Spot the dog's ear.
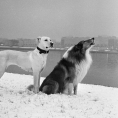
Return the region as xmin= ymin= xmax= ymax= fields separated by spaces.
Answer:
xmin=37 ymin=36 xmax=41 ymax=43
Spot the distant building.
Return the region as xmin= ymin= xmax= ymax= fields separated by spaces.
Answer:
xmin=0 ymin=38 xmax=19 ymax=47
xmin=61 ymin=36 xmax=118 ymax=50
xmin=0 ymin=38 xmax=37 ymax=47
xmin=95 ymin=36 xmax=108 ymax=48
xmin=1 ymin=36 xmax=118 ymax=50
xmin=0 ymin=38 xmax=7 ymax=46
xmin=108 ymin=37 xmax=118 ymax=50
xmin=19 ymin=39 xmax=37 ymax=47
xmin=17 ymin=38 xmax=24 ymax=47
xmin=61 ymin=36 xmax=90 ymax=48
xmin=52 ymin=40 xmax=61 ymax=48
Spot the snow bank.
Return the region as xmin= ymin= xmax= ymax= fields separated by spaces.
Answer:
xmin=0 ymin=73 xmax=118 ymax=118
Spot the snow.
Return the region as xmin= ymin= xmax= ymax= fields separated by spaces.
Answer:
xmin=0 ymin=73 xmax=118 ymax=118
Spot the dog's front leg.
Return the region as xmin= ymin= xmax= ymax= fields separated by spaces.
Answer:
xmin=33 ymin=71 xmax=40 ymax=93
xmin=38 ymin=72 xmax=41 ymax=89
xmin=68 ymin=83 xmax=73 ymax=95
xmin=74 ymin=85 xmax=78 ymax=95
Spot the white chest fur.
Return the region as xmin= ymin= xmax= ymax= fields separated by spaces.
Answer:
xmin=29 ymin=49 xmax=48 ymax=70
xmin=74 ymin=49 xmax=92 ymax=85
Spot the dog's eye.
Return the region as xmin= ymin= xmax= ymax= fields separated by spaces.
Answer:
xmin=45 ymin=39 xmax=48 ymax=41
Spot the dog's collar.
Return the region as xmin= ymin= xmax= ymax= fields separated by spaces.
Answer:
xmin=37 ymin=47 xmax=49 ymax=54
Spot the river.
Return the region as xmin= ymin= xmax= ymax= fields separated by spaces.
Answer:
xmin=1 ymin=47 xmax=118 ymax=87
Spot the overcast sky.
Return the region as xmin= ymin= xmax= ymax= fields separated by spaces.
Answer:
xmin=0 ymin=0 xmax=118 ymax=41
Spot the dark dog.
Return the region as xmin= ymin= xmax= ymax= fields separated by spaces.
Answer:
xmin=39 ymin=38 xmax=95 ymax=95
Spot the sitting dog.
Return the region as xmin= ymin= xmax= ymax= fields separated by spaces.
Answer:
xmin=0 ymin=36 xmax=53 ymax=93
xmin=39 ymin=38 xmax=94 ymax=95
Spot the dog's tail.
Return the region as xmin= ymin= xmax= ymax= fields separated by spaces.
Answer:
xmin=39 ymin=80 xmax=59 ymax=95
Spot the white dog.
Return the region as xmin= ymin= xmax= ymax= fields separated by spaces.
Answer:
xmin=0 ymin=36 xmax=53 ymax=93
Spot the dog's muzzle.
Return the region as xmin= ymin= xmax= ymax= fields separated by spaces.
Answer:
xmin=50 ymin=42 xmax=54 ymax=47
xmin=87 ymin=38 xmax=95 ymax=46
xmin=90 ymin=38 xmax=95 ymax=45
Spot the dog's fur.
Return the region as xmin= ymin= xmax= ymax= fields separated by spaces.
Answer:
xmin=39 ymin=38 xmax=94 ymax=95
xmin=0 ymin=36 xmax=53 ymax=93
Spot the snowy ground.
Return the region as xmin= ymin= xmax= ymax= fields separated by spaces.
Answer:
xmin=0 ymin=73 xmax=118 ymax=118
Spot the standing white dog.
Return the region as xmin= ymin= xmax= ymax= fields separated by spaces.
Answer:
xmin=0 ymin=36 xmax=53 ymax=93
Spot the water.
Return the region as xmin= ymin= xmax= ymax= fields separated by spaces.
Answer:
xmin=84 ymin=52 xmax=118 ymax=87
xmin=4 ymin=48 xmax=118 ymax=88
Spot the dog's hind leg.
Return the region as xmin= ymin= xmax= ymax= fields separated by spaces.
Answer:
xmin=74 ymin=85 xmax=78 ymax=95
xmin=0 ymin=70 xmax=5 ymax=79
xmin=41 ymin=80 xmax=59 ymax=94
xmin=0 ymin=62 xmax=6 ymax=79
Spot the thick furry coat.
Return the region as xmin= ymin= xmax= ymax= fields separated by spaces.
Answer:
xmin=39 ymin=38 xmax=94 ymax=95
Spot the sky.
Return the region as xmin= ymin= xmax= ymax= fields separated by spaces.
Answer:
xmin=0 ymin=0 xmax=118 ymax=41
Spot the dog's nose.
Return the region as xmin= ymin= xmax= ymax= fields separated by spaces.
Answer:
xmin=50 ymin=42 xmax=54 ymax=47
xmin=91 ymin=38 xmax=95 ymax=43
xmin=91 ymin=37 xmax=94 ymax=41
xmin=90 ymin=37 xmax=95 ymax=45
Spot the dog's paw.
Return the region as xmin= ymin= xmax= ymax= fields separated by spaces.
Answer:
xmin=27 ymin=84 xmax=34 ymax=92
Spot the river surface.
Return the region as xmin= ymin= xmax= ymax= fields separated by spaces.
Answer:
xmin=2 ymin=48 xmax=118 ymax=87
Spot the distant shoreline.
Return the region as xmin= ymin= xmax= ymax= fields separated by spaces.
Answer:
xmin=0 ymin=46 xmax=118 ymax=54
